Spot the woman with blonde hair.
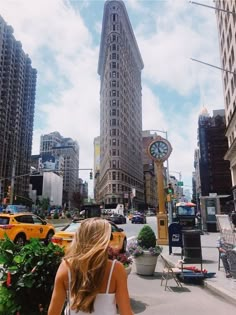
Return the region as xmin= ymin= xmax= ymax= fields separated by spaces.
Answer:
xmin=48 ymin=217 xmax=133 ymax=315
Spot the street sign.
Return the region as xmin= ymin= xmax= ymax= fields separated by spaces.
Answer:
xmin=177 ymin=181 xmax=183 ymax=186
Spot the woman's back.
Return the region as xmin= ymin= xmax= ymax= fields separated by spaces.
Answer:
xmin=65 ymin=260 xmax=117 ymax=315
xmin=48 ymin=218 xmax=133 ymax=315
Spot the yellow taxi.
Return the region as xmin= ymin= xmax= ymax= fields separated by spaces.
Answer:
xmin=0 ymin=212 xmax=55 ymax=246
xmin=51 ymin=220 xmax=127 ymax=253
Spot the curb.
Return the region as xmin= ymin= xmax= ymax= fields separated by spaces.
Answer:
xmin=204 ymin=280 xmax=236 ymax=306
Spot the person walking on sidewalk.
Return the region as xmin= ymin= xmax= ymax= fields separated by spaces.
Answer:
xmin=217 ymin=236 xmax=233 ymax=278
xmin=48 ymin=217 xmax=133 ymax=315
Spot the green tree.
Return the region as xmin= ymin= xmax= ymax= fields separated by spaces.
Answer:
xmin=39 ymin=198 xmax=50 ymax=211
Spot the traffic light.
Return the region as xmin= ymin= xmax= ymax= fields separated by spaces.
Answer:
xmin=165 ymin=184 xmax=174 ymax=202
xmin=167 ymin=183 xmax=174 ymax=194
xmin=89 ymin=171 xmax=93 ymax=179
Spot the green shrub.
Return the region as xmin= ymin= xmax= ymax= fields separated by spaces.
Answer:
xmin=53 ymin=212 xmax=59 ymax=219
xmin=137 ymin=225 xmax=157 ymax=249
xmin=128 ymin=225 xmax=162 ymax=257
xmin=0 ymin=237 xmax=64 ymax=314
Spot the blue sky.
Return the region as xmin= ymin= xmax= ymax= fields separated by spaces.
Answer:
xmin=1 ymin=0 xmax=223 ymax=195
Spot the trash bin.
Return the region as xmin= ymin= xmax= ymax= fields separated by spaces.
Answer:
xmin=231 ymin=213 xmax=236 ymax=228
xmin=182 ymin=229 xmax=202 ymax=263
xmin=206 ymin=222 xmax=217 ymax=232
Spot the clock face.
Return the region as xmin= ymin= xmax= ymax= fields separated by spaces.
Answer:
xmin=149 ymin=141 xmax=169 ymax=160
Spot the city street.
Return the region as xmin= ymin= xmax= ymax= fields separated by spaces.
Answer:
xmin=56 ymin=216 xmax=236 ymax=314
xmin=120 ymin=216 xmax=158 ymax=239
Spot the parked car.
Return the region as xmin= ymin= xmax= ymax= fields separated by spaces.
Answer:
xmin=128 ymin=211 xmax=139 ymax=221
xmin=128 ymin=213 xmax=133 ymax=221
xmin=0 ymin=212 xmax=55 ymax=246
xmin=131 ymin=213 xmax=147 ymax=224
xmin=51 ymin=220 xmax=127 ymax=253
xmin=108 ymin=214 xmax=127 ymax=224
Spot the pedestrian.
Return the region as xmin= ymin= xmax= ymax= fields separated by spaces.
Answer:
xmin=48 ymin=217 xmax=133 ymax=315
xmin=217 ymin=235 xmax=233 ymax=278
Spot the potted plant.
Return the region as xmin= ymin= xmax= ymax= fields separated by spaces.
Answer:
xmin=108 ymin=247 xmax=133 ymax=275
xmin=128 ymin=225 xmax=162 ymax=276
xmin=0 ymin=236 xmax=64 ymax=314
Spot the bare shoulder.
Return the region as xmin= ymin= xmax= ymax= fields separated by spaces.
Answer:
xmin=56 ymin=259 xmax=69 ymax=282
xmin=113 ymin=260 xmax=126 ymax=276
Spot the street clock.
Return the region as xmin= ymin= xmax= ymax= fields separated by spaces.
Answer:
xmin=147 ymin=136 xmax=172 ymax=162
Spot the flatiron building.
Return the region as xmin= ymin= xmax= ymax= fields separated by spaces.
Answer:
xmin=97 ymin=0 xmax=144 ymax=206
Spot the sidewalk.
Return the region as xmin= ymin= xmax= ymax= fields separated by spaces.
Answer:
xmin=161 ymin=231 xmax=236 ymax=305
xmin=127 ymin=231 xmax=236 ymax=312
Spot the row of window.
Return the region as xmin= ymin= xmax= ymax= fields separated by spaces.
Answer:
xmin=222 ymin=43 xmax=235 ymax=72
xmin=218 ymin=1 xmax=236 ymax=34
xmin=226 ymin=100 xmax=236 ymax=127
xmin=108 ymin=183 xmax=132 ymax=194
xmin=225 ymin=73 xmax=236 ymax=109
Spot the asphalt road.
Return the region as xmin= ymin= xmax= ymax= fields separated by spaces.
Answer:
xmin=121 ymin=216 xmax=157 ymax=238
xmin=55 ymin=216 xmax=158 ymax=235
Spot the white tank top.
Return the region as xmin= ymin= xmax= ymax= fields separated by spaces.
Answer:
xmin=64 ymin=260 xmax=117 ymax=315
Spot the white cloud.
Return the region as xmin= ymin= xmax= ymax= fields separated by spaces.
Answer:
xmin=1 ymin=0 xmax=225 ymax=193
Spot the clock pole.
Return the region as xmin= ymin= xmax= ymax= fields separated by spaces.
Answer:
xmin=156 ymin=161 xmax=165 ymax=213
xmin=156 ymin=161 xmax=169 ymax=245
xmin=147 ymin=136 xmax=172 ymax=246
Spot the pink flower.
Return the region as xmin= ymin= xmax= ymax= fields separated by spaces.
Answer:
xmin=6 ymin=272 xmax=11 ymax=287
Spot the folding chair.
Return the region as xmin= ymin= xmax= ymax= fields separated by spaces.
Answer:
xmin=227 ymin=249 xmax=236 ymax=278
xmin=160 ymin=254 xmax=183 ymax=291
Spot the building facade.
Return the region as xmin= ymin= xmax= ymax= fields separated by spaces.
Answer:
xmin=30 ymin=172 xmax=63 ymax=206
xmin=97 ymin=0 xmax=144 ymax=207
xmin=0 ymin=16 xmax=37 ymax=203
xmin=215 ymin=0 xmax=236 ymax=207
xmin=197 ymin=108 xmax=232 ymax=199
xmin=77 ymin=178 xmax=88 ymax=199
xmin=93 ymin=136 xmax=101 ymax=202
xmin=40 ymin=132 xmax=79 ymax=207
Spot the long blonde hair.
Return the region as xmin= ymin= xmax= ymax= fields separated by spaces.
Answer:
xmin=64 ymin=218 xmax=111 ymax=313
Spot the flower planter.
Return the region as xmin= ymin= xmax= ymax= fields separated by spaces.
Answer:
xmin=134 ymin=251 xmax=159 ymax=276
xmin=125 ymin=265 xmax=132 ymax=276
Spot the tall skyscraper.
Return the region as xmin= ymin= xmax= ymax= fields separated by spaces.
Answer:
xmin=40 ymin=132 xmax=79 ymax=207
xmin=97 ymin=0 xmax=144 ymax=207
xmin=0 ymin=16 xmax=37 ymax=202
xmin=215 ymin=0 xmax=236 ymax=207
xmin=197 ymin=108 xmax=231 ymax=198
